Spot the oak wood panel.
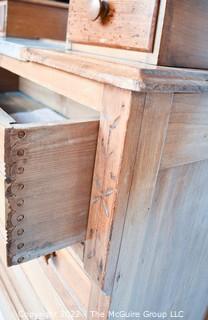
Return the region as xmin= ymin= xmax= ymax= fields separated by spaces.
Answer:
xmin=111 ymin=161 xmax=208 ymax=319
xmin=161 ymin=93 xmax=208 ymax=169
xmin=68 ymin=0 xmax=159 ymax=52
xmin=5 ymin=0 xmax=68 ymax=41
xmin=159 ymin=0 xmax=208 ymax=69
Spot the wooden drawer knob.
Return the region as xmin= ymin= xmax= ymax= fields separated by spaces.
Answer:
xmin=88 ymin=0 xmax=109 ymax=21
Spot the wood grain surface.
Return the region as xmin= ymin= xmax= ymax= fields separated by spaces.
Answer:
xmin=0 ymin=92 xmax=99 ymax=266
xmin=68 ymin=0 xmax=159 ymax=52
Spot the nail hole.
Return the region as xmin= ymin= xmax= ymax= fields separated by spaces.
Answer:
xmin=17 ymin=243 xmax=24 ymax=250
xmin=17 ymin=167 xmax=24 ymax=174
xmin=17 ymin=149 xmax=25 ymax=157
xmin=18 ymin=131 xmax=26 ymax=139
xmin=17 ymin=228 xmax=24 ymax=236
xmin=17 ymin=183 xmax=24 ymax=191
xmin=17 ymin=199 xmax=24 ymax=207
xmin=17 ymin=257 xmax=24 ymax=263
xmin=17 ymin=215 xmax=24 ymax=222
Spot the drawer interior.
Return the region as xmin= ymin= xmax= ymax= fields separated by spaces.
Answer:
xmin=0 ymin=72 xmax=99 ymax=267
xmin=0 ymin=91 xmax=67 ymax=124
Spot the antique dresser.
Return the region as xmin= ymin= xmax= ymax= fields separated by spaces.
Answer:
xmin=0 ymin=1 xmax=207 ymax=319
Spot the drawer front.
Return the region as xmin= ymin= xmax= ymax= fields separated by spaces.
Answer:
xmin=0 ymin=94 xmax=99 ymax=267
xmin=68 ymin=0 xmax=159 ymax=52
xmin=3 ymin=0 xmax=68 ymax=41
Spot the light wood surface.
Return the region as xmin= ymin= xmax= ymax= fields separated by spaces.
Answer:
xmin=67 ymin=0 xmax=208 ymax=69
xmin=161 ymin=93 xmax=208 ymax=169
xmin=0 ymin=91 xmax=99 ymax=266
xmin=0 ymin=246 xmax=110 ymax=320
xmin=110 ymin=91 xmax=208 ymax=318
xmin=84 ymin=86 xmax=145 ymax=293
xmin=1 ymin=46 xmax=208 ymax=94
xmin=0 ymin=55 xmax=104 ymax=112
xmin=26 ymin=48 xmax=208 ymax=93
xmin=112 ymin=161 xmax=208 ymax=319
xmin=3 ymin=0 xmax=68 ymax=41
xmin=68 ymin=0 xmax=159 ymax=52
xmin=19 ymin=77 xmax=99 ymax=120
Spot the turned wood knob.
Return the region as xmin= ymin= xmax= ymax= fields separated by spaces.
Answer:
xmin=88 ymin=0 xmax=109 ymax=21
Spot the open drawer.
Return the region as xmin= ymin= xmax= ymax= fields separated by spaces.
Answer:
xmin=0 ymin=91 xmax=99 ymax=266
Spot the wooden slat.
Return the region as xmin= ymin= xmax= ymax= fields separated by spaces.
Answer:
xmin=0 ymin=55 xmax=104 ymax=111
xmin=0 ymin=260 xmax=28 ymax=319
xmin=1 ymin=50 xmax=208 ymax=95
xmin=20 ymin=48 xmax=208 ymax=93
xmin=39 ymin=256 xmax=87 ymax=319
xmin=42 ymin=249 xmax=92 ymax=315
xmin=4 ymin=264 xmax=47 ymax=317
xmin=0 ymin=277 xmax=19 ymax=320
xmin=19 ymin=77 xmax=99 ymax=120
xmin=110 ymin=93 xmax=173 ymax=308
xmin=84 ymin=87 xmax=147 ymax=293
xmin=21 ymin=260 xmax=70 ymax=320
xmin=111 ymin=160 xmax=208 ymax=320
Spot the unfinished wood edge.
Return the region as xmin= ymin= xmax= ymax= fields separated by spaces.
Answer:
xmin=84 ymin=86 xmax=147 ymax=294
xmin=110 ymin=93 xmax=174 ymax=310
xmin=4 ymin=127 xmax=15 ymax=266
xmin=102 ymin=92 xmax=147 ymax=294
xmin=88 ymin=281 xmax=111 ymax=320
xmin=9 ymin=234 xmax=86 ymax=267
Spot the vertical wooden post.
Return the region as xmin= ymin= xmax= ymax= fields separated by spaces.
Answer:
xmin=84 ymin=84 xmax=147 ymax=294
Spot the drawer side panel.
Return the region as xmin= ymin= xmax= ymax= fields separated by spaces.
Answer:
xmin=4 ymin=121 xmax=99 ymax=266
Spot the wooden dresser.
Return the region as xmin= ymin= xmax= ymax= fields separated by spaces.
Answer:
xmin=0 ymin=1 xmax=208 ymax=319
